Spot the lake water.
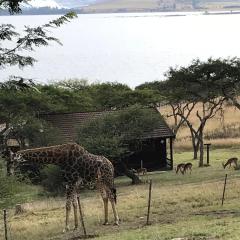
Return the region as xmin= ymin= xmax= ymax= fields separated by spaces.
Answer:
xmin=1 ymin=12 xmax=240 ymax=88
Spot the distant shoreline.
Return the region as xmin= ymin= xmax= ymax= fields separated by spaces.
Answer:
xmin=1 ymin=9 xmax=240 ymax=17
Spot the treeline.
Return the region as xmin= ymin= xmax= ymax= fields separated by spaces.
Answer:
xmin=1 ymin=57 xmax=240 ymax=195
xmin=0 ymin=79 xmax=161 ymax=147
xmin=2 ymin=58 xmax=240 ymax=165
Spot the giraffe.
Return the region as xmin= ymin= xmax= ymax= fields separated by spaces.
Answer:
xmin=12 ymin=143 xmax=120 ymax=231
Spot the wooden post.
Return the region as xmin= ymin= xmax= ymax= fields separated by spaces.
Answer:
xmin=3 ymin=209 xmax=8 ymax=240
xmin=221 ymin=174 xmax=228 ymax=206
xmin=141 ymin=160 xmax=143 ymax=169
xmin=146 ymin=179 xmax=152 ymax=225
xmin=204 ymin=143 xmax=211 ymax=165
xmin=77 ymin=196 xmax=87 ymax=237
xmin=170 ymin=138 xmax=173 ymax=170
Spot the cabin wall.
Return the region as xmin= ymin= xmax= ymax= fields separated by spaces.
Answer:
xmin=123 ymin=138 xmax=167 ymax=171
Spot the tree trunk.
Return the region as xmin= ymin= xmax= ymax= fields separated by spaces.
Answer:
xmin=190 ymin=129 xmax=199 ymax=160
xmin=193 ymin=143 xmax=198 ymax=160
xmin=120 ymin=162 xmax=142 ymax=184
xmin=198 ymin=131 xmax=204 ymax=167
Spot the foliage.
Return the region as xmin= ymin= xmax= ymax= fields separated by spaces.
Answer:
xmin=165 ymin=59 xmax=227 ymax=166
xmin=40 ymin=164 xmax=65 ymax=195
xmin=10 ymin=118 xmax=63 ymax=147
xmin=77 ymin=105 xmax=163 ymax=161
xmin=0 ymin=7 xmax=77 ymax=149
xmin=39 ymin=84 xmax=95 ymax=112
xmin=0 ymin=12 xmax=77 ymax=76
xmin=0 ymin=173 xmax=16 ymax=198
xmin=0 ymin=0 xmax=77 ymax=91
xmin=0 ymin=0 xmax=24 ymax=14
xmin=137 ymin=59 xmax=235 ymax=166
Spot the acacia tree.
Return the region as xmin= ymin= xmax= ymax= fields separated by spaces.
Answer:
xmin=206 ymin=58 xmax=240 ymax=110
xmin=165 ymin=59 xmax=227 ymax=166
xmin=136 ymin=81 xmax=195 ymax=142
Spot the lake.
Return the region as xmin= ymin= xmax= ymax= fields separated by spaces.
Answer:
xmin=1 ymin=12 xmax=240 ymax=88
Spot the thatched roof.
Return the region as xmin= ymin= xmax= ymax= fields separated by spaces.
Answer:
xmin=40 ymin=109 xmax=175 ymax=143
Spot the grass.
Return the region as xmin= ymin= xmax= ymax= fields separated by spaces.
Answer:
xmin=161 ymin=104 xmax=240 ymax=150
xmin=0 ymin=173 xmax=46 ymax=209
xmin=1 ymin=148 xmax=240 ymax=239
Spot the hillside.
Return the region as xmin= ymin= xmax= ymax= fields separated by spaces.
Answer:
xmin=82 ymin=0 xmax=240 ymax=12
xmin=1 ymin=0 xmax=240 ymax=14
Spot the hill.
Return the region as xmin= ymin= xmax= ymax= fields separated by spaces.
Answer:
xmin=82 ymin=0 xmax=240 ymax=13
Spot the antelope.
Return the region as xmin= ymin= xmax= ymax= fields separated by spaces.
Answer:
xmin=136 ymin=168 xmax=147 ymax=176
xmin=222 ymin=157 xmax=238 ymax=169
xmin=183 ymin=163 xmax=192 ymax=174
xmin=175 ymin=163 xmax=185 ymax=174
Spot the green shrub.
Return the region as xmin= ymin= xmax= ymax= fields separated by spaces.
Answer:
xmin=0 ymin=175 xmax=16 ymax=198
xmin=40 ymin=164 xmax=65 ymax=195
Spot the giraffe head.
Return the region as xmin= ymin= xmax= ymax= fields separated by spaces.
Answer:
xmin=11 ymin=151 xmax=28 ymax=165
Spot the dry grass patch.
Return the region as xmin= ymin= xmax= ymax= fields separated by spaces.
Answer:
xmin=161 ymin=104 xmax=240 ymax=150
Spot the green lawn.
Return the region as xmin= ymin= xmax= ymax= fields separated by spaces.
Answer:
xmin=1 ymin=148 xmax=240 ymax=240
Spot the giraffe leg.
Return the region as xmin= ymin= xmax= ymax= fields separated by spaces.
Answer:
xmin=98 ymin=184 xmax=109 ymax=225
xmin=72 ymin=195 xmax=79 ymax=230
xmin=65 ymin=185 xmax=74 ymax=232
xmin=65 ymin=196 xmax=71 ymax=232
xmin=110 ymin=198 xmax=120 ymax=226
xmin=102 ymin=197 xmax=109 ymax=225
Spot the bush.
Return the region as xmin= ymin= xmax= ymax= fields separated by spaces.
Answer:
xmin=77 ymin=105 xmax=162 ymax=161
xmin=40 ymin=164 xmax=65 ymax=195
xmin=0 ymin=175 xmax=16 ymax=198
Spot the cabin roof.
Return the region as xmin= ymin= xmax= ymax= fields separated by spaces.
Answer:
xmin=40 ymin=109 xmax=175 ymax=142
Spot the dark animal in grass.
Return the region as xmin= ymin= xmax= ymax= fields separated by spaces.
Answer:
xmin=222 ymin=157 xmax=238 ymax=169
xmin=182 ymin=163 xmax=192 ymax=174
xmin=175 ymin=163 xmax=185 ymax=174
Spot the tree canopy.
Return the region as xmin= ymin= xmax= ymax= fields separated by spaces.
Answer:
xmin=77 ymin=105 xmax=163 ymax=183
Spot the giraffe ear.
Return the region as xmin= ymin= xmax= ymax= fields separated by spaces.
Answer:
xmin=9 ymin=150 xmax=15 ymax=158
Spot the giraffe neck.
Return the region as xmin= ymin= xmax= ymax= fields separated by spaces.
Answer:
xmin=19 ymin=148 xmax=60 ymax=165
xmin=17 ymin=143 xmax=86 ymax=166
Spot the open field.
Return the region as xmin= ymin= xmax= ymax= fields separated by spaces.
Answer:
xmin=1 ymin=148 xmax=240 ymax=239
xmin=161 ymin=104 xmax=240 ymax=150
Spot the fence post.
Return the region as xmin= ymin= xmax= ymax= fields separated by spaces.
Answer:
xmin=204 ymin=143 xmax=211 ymax=165
xmin=221 ymin=174 xmax=228 ymax=206
xmin=146 ymin=179 xmax=152 ymax=225
xmin=3 ymin=209 xmax=8 ymax=240
xmin=77 ymin=195 xmax=87 ymax=237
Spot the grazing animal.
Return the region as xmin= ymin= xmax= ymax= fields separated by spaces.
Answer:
xmin=136 ymin=168 xmax=147 ymax=176
xmin=222 ymin=157 xmax=238 ymax=169
xmin=175 ymin=163 xmax=185 ymax=174
xmin=12 ymin=143 xmax=120 ymax=231
xmin=183 ymin=163 xmax=192 ymax=174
